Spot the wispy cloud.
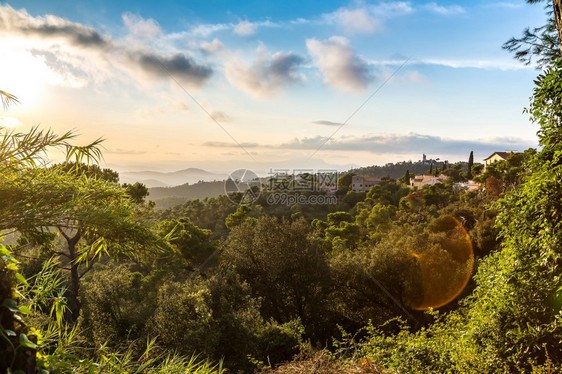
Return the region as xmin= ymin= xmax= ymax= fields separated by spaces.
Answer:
xmin=106 ymin=148 xmax=147 ymax=155
xmin=203 ymin=141 xmax=260 ymax=148
xmin=200 ymin=38 xmax=225 ymax=55
xmin=122 ymin=12 xmax=163 ymax=39
xmin=311 ymin=120 xmax=342 ymax=126
xmin=203 ymin=132 xmax=536 ymax=157
xmin=209 ymin=110 xmax=230 ymax=122
xmin=329 ymin=7 xmax=381 ymax=35
xmin=422 ymin=2 xmax=466 ymax=15
xmin=306 ymin=36 xmax=373 ymax=93
xmin=368 ymin=58 xmax=530 ymax=71
xmin=233 ymin=20 xmax=257 ymax=36
xmin=484 ymin=2 xmax=523 ymax=9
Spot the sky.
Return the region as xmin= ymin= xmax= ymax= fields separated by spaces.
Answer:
xmin=0 ymin=0 xmax=549 ymax=174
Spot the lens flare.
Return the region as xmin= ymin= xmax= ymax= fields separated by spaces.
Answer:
xmin=405 ymin=215 xmax=474 ymax=310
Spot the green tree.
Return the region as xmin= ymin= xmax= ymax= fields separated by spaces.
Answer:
xmin=336 ymin=171 xmax=355 ymax=195
xmin=467 ymin=151 xmax=473 ymax=180
xmin=222 ymin=216 xmax=331 ymax=341
xmin=157 ymin=217 xmax=216 ymax=266
xmin=503 ymin=0 xmax=561 ymax=67
xmin=401 ymin=169 xmax=411 ymax=185
xmin=122 ymin=182 xmax=149 ymax=204
xmin=0 ymin=128 xmax=160 ymax=320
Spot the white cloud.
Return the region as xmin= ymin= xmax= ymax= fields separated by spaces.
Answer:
xmin=200 ymin=38 xmax=224 ymax=53
xmin=204 ymin=133 xmax=535 ymax=157
xmin=186 ymin=23 xmax=229 ymax=37
xmin=421 ymin=58 xmax=526 ymax=70
xmin=423 ymin=2 xmax=466 ymax=15
xmin=367 ymin=58 xmax=531 ymax=71
xmin=306 ymin=36 xmax=373 ymax=93
xmin=0 ymin=116 xmax=23 ymax=128
xmin=122 ymin=12 xmax=163 ymax=39
xmin=225 ymin=45 xmax=305 ymax=98
xmin=323 ymin=2 xmax=413 ymax=35
xmin=332 ymin=7 xmax=380 ymax=35
xmin=233 ymin=20 xmax=257 ymax=36
xmin=485 ymin=2 xmax=523 ymax=9
xmin=373 ymin=2 xmax=415 ymax=17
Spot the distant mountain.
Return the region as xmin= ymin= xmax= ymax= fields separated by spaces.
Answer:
xmin=148 ymin=180 xmax=226 ymax=209
xmin=120 ymin=168 xmax=227 ymax=187
xmin=135 ymin=179 xmax=169 ymax=188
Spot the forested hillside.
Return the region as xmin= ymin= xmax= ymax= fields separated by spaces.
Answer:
xmin=149 ymin=181 xmax=226 ymax=209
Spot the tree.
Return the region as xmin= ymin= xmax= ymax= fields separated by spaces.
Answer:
xmin=401 ymin=169 xmax=411 ymax=185
xmin=467 ymin=151 xmax=473 ymax=180
xmin=503 ymin=0 xmax=561 ymax=67
xmin=0 ymin=127 xmax=160 ymax=320
xmin=157 ymin=217 xmax=216 ymax=266
xmin=222 ymin=216 xmax=331 ymax=341
xmin=122 ymin=182 xmax=149 ymax=204
xmin=555 ymin=0 xmax=562 ymax=54
xmin=336 ymin=171 xmax=355 ymax=196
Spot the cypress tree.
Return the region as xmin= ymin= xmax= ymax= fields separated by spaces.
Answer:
xmin=467 ymin=151 xmax=474 ymax=180
xmin=403 ymin=169 xmax=411 ymax=185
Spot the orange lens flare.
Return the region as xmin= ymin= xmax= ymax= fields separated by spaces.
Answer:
xmin=406 ymin=215 xmax=474 ymax=310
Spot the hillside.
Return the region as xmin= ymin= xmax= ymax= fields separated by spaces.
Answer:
xmin=351 ymin=160 xmax=468 ymax=179
xmin=120 ymin=168 xmax=227 ymax=187
xmin=149 ymin=180 xmax=225 ymax=209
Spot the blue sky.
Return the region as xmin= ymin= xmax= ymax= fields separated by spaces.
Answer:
xmin=0 ymin=1 xmax=548 ymax=173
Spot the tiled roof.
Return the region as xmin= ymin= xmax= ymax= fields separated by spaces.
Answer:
xmin=483 ymin=151 xmax=514 ymax=161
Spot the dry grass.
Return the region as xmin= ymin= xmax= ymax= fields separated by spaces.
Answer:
xmin=261 ymin=349 xmax=391 ymax=374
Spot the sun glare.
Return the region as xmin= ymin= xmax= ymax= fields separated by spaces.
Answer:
xmin=0 ymin=44 xmax=49 ymax=107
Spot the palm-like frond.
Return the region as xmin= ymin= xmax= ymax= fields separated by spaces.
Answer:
xmin=0 ymin=126 xmax=104 ymax=168
xmin=0 ymin=90 xmax=20 ymax=110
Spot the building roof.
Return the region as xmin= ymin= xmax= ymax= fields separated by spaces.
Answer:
xmin=353 ymin=175 xmax=382 ymax=183
xmin=483 ymin=151 xmax=517 ymax=161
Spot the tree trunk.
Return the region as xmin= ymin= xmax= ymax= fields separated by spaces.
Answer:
xmin=555 ymin=0 xmax=562 ymax=57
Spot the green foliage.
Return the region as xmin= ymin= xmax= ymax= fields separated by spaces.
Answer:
xmin=336 ymin=172 xmax=355 ymax=195
xmin=79 ymin=264 xmax=157 ymax=350
xmin=157 ymin=217 xmax=216 ymax=265
xmin=225 ymin=205 xmax=258 ymax=229
xmin=503 ymin=1 xmax=559 ymax=68
xmin=467 ymin=151 xmax=474 ymax=180
xmin=149 ymin=269 xmax=302 ymax=371
xmin=223 ymin=216 xmax=331 ymax=341
xmin=123 ymin=182 xmax=150 ymax=204
xmin=339 ymin=54 xmax=562 ymax=374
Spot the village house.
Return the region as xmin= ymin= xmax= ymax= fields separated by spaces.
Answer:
xmin=351 ymin=175 xmax=382 ymax=192
xmin=409 ymin=174 xmax=447 ymax=189
xmin=483 ymin=150 xmax=518 ymax=167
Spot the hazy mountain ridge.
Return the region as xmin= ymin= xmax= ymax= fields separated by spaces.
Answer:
xmin=148 ymin=180 xmax=226 ymax=209
xmin=120 ymin=168 xmax=227 ymax=187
